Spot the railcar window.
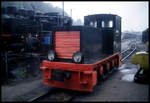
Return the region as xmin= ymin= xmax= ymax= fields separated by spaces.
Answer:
xmin=94 ymin=21 xmax=97 ymax=27
xmin=102 ymin=20 xmax=113 ymax=28
xmin=109 ymin=20 xmax=113 ymax=28
xmin=102 ymin=21 xmax=105 ymax=28
xmin=90 ymin=22 xmax=94 ymax=26
xmin=90 ymin=21 xmax=97 ymax=27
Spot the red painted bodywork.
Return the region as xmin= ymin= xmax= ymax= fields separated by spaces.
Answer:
xmin=54 ymin=31 xmax=80 ymax=59
xmin=41 ymin=53 xmax=122 ymax=92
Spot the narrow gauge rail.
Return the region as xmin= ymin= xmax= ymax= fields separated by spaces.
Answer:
xmin=121 ymin=43 xmax=137 ymax=61
xmin=29 ymin=88 xmax=77 ymax=102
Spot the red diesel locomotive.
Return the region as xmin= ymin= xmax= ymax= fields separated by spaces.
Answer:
xmin=40 ymin=14 xmax=122 ymax=92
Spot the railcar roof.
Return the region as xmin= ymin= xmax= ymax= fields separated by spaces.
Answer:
xmin=85 ymin=14 xmax=121 ymax=18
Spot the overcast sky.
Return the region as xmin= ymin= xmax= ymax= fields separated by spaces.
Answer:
xmin=44 ymin=1 xmax=149 ymax=32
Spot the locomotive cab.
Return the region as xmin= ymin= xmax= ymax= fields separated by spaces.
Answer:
xmin=84 ymin=14 xmax=121 ymax=54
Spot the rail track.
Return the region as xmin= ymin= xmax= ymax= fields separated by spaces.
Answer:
xmin=29 ymin=41 xmax=137 ymax=102
xmin=121 ymin=42 xmax=137 ymax=61
xmin=28 ymin=88 xmax=77 ymax=102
